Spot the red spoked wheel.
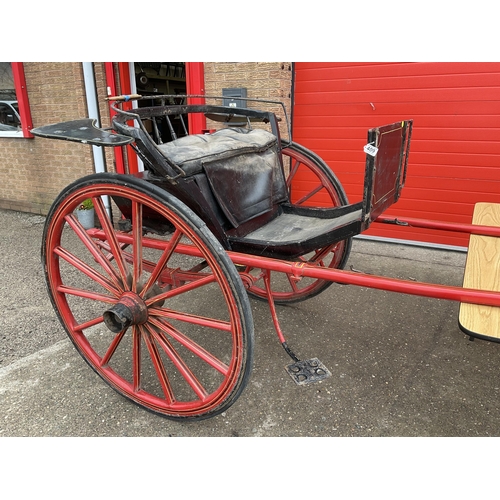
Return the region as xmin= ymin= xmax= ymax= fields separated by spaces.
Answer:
xmin=43 ymin=173 xmax=253 ymax=420
xmin=245 ymin=141 xmax=352 ymax=304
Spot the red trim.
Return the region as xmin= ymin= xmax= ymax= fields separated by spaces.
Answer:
xmin=104 ymin=62 xmax=126 ymax=174
xmin=11 ymin=63 xmax=33 ymax=138
xmin=185 ymin=62 xmax=206 ymax=134
xmin=117 ymin=62 xmax=139 ymax=173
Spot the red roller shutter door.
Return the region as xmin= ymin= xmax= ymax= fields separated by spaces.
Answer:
xmin=291 ymin=62 xmax=500 ymax=247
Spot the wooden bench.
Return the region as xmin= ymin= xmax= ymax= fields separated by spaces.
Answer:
xmin=459 ymin=202 xmax=500 ymax=341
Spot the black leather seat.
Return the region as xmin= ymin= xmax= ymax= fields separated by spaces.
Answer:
xmin=157 ymin=128 xmax=288 ymax=227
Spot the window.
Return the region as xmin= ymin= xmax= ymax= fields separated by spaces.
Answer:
xmin=0 ymin=62 xmax=33 ymax=138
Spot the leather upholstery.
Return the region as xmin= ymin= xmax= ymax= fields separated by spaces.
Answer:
xmin=157 ymin=128 xmax=287 ymax=227
xmin=157 ymin=128 xmax=277 ymax=176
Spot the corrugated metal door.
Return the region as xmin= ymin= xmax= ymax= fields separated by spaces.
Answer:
xmin=292 ymin=62 xmax=500 ymax=247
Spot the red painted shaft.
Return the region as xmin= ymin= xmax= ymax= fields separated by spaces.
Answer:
xmin=89 ymin=229 xmax=500 ymax=309
xmin=375 ymin=216 xmax=500 ymax=238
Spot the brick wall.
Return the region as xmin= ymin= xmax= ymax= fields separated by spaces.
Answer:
xmin=0 ymin=62 xmax=293 ymax=215
xmin=0 ymin=62 xmax=111 ymax=215
xmin=204 ymin=62 xmax=293 ymax=140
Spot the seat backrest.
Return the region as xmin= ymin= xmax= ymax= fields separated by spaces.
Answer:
xmin=157 ymin=128 xmax=278 ymax=175
xmin=161 ymin=128 xmax=287 ymax=227
xmin=361 ymin=120 xmax=412 ymax=227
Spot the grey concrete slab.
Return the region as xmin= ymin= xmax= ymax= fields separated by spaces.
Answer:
xmin=2 ymin=207 xmax=500 ymax=437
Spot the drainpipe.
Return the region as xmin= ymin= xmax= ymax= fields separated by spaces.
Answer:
xmin=82 ymin=62 xmax=111 ymax=214
xmin=82 ymin=62 xmax=106 ymax=173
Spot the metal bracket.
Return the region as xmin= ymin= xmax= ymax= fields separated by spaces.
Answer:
xmin=379 ymin=217 xmax=409 ymax=226
xmin=285 ymin=358 xmax=332 ymax=386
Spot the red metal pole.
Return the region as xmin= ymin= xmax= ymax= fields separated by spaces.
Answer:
xmin=226 ymin=252 xmax=500 ymax=308
xmin=104 ymin=62 xmax=126 ymax=174
xmin=375 ymin=216 xmax=500 ymax=238
xmin=185 ymin=62 xmax=206 ymax=134
xmin=11 ymin=62 xmax=33 ymax=138
xmin=117 ymin=62 xmax=138 ymax=174
xmin=89 ymin=228 xmax=500 ymax=309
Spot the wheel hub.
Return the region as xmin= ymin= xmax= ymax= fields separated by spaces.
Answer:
xmin=103 ymin=292 xmax=148 ymax=333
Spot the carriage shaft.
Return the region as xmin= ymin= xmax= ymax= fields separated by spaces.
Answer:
xmin=228 ymin=252 xmax=500 ymax=308
xmin=376 ymin=215 xmax=500 ymax=238
xmin=89 ymin=229 xmax=500 ymax=309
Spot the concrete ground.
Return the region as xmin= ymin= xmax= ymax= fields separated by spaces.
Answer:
xmin=1 ymin=207 xmax=500 ymax=438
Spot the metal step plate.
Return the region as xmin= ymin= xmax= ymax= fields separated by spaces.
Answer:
xmin=285 ymin=358 xmax=331 ymax=386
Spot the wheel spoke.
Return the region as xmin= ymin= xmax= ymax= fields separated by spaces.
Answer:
xmin=149 ymin=307 xmax=232 ymax=332
xmin=54 ymin=246 xmax=121 ymax=297
xmin=100 ymin=328 xmax=127 ymax=366
xmin=140 ymin=228 xmax=182 ymax=299
xmin=141 ymin=324 xmax=175 ymax=403
xmin=64 ymin=214 xmax=124 ymax=289
xmin=295 ymin=183 xmax=324 ymax=205
xmin=57 ymin=284 xmax=117 ymax=304
xmin=74 ymin=315 xmax=105 ymax=332
xmin=312 ymin=244 xmax=337 ymax=262
xmin=286 ymin=273 xmax=300 ymax=293
xmin=145 ymin=273 xmax=217 ymax=306
xmin=132 ymin=325 xmax=141 ymax=392
xmin=93 ymin=196 xmax=130 ymax=289
xmin=131 ymin=199 xmax=143 ymax=291
xmin=286 ymin=158 xmax=300 ymax=188
xmin=145 ymin=322 xmax=209 ymax=401
xmin=149 ymin=316 xmax=230 ymax=375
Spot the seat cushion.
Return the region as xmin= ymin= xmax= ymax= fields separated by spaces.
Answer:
xmin=157 ymin=128 xmax=278 ymax=176
xmin=158 ymin=128 xmax=288 ymax=227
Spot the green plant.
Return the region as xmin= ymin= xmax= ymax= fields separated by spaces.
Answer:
xmin=78 ymin=198 xmax=94 ymax=210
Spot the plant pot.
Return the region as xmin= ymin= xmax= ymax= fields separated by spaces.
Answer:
xmin=76 ymin=208 xmax=95 ymax=229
